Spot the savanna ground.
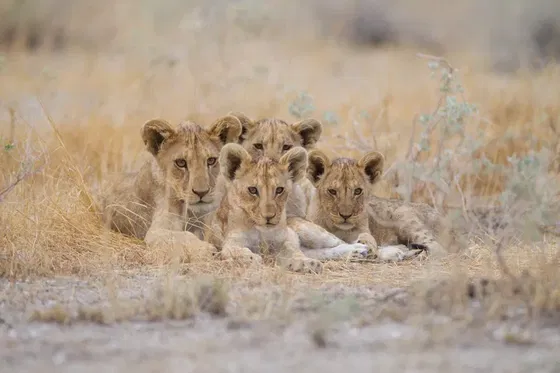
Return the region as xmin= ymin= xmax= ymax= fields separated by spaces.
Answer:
xmin=1 ymin=1 xmax=560 ymax=372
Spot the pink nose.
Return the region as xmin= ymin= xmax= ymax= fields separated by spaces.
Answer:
xmin=192 ymin=189 xmax=209 ymax=199
xmin=339 ymin=213 xmax=352 ymax=221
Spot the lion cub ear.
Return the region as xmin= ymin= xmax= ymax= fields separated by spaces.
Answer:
xmin=208 ymin=115 xmax=243 ymax=145
xmin=290 ymin=119 xmax=322 ymax=149
xmin=358 ymin=151 xmax=384 ymax=185
xmin=227 ymin=112 xmax=256 ymax=142
xmin=279 ymin=147 xmax=308 ymax=182
xmin=142 ymin=119 xmax=176 ymax=156
xmin=307 ymin=149 xmax=331 ymax=186
xmin=219 ymin=143 xmax=252 ymax=181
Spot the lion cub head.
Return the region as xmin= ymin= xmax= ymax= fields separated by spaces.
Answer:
xmin=142 ymin=115 xmax=242 ymax=213
xmin=307 ymin=150 xmax=384 ymax=231
xmin=219 ymin=143 xmax=307 ymax=227
xmin=227 ymin=112 xmax=322 ymax=160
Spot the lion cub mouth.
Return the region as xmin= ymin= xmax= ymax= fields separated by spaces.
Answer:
xmin=335 ymin=222 xmax=354 ymax=231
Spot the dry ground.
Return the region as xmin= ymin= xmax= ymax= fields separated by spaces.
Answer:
xmin=1 ymin=4 xmax=560 ymax=371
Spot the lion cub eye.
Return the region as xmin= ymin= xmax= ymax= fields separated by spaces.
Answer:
xmin=275 ymin=187 xmax=284 ymax=195
xmin=327 ymin=189 xmax=337 ymax=196
xmin=282 ymin=144 xmax=292 ymax=151
xmin=253 ymin=143 xmax=263 ymax=150
xmin=354 ymin=188 xmax=363 ymax=196
xmin=248 ymin=187 xmax=259 ymax=195
xmin=175 ymin=159 xmax=187 ymax=168
xmin=207 ymin=157 xmax=217 ymax=166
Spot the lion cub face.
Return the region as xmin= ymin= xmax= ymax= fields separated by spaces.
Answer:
xmin=227 ymin=112 xmax=322 ymax=160
xmin=219 ymin=143 xmax=308 ymax=227
xmin=307 ymin=150 xmax=384 ymax=231
xmin=142 ymin=116 xmax=242 ymax=212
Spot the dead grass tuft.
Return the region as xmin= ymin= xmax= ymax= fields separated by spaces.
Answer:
xmin=29 ymin=304 xmax=72 ymax=325
xmin=28 ymin=276 xmax=229 ymax=325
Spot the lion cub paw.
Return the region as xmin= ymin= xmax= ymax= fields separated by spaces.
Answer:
xmin=220 ymin=247 xmax=263 ymax=265
xmin=375 ymin=245 xmax=424 ymax=262
xmin=284 ymin=257 xmax=323 ymax=274
xmin=356 ymin=233 xmax=379 ymax=257
xmin=376 ymin=245 xmax=413 ymax=262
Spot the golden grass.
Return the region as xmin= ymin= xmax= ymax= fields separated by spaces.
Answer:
xmin=1 ymin=31 xmax=559 ymax=325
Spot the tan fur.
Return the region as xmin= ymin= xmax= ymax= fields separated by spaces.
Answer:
xmin=307 ymin=150 xmax=382 ymax=249
xmin=101 ymin=115 xmax=242 ymax=254
xmin=307 ymin=149 xmax=451 ymax=259
xmin=229 ymin=112 xmax=321 ymax=217
xmin=225 ymin=112 xmax=369 ymax=260
xmin=204 ymin=144 xmax=324 ymax=273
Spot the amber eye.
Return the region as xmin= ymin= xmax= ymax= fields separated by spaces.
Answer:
xmin=354 ymin=188 xmax=363 ymax=196
xmin=175 ymin=159 xmax=187 ymax=168
xmin=248 ymin=187 xmax=259 ymax=195
xmin=207 ymin=157 xmax=217 ymax=166
xmin=253 ymin=143 xmax=263 ymax=150
xmin=328 ymin=189 xmax=337 ymax=196
xmin=275 ymin=187 xmax=284 ymax=195
xmin=282 ymin=144 xmax=292 ymax=151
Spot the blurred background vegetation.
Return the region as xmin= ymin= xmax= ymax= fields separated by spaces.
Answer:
xmin=1 ymin=0 xmax=560 ymax=72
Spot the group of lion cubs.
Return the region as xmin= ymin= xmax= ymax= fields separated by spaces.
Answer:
xmin=101 ymin=112 xmax=453 ymax=274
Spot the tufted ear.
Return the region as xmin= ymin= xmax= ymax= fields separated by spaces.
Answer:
xmin=279 ymin=146 xmax=308 ymax=182
xmin=141 ymin=119 xmax=176 ymax=156
xmin=227 ymin=112 xmax=256 ymax=142
xmin=219 ymin=143 xmax=252 ymax=181
xmin=307 ymin=149 xmax=332 ymax=186
xmin=208 ymin=115 xmax=243 ymax=145
xmin=358 ymin=151 xmax=384 ymax=185
xmin=290 ymin=119 xmax=322 ymax=149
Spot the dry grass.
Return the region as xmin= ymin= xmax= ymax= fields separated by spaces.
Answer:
xmin=1 ymin=3 xmax=559 ymax=336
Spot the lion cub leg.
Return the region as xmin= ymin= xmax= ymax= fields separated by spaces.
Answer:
xmin=144 ymin=228 xmax=217 ymax=263
xmin=144 ymin=207 xmax=217 ymax=263
xmin=393 ymin=206 xmax=447 ymax=258
xmin=355 ymin=232 xmax=422 ymax=262
xmin=275 ymin=228 xmax=323 ymax=274
xmin=219 ymin=231 xmax=264 ymax=265
xmin=288 ymin=217 xmax=369 ymax=260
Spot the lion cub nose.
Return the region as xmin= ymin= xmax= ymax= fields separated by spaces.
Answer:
xmin=192 ymin=189 xmax=209 ymax=199
xmin=339 ymin=213 xmax=352 ymax=221
xmin=265 ymin=213 xmax=277 ymax=224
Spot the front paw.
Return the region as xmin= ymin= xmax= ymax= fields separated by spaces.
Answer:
xmin=356 ymin=233 xmax=378 ymax=258
xmin=284 ymin=257 xmax=323 ymax=274
xmin=356 ymin=233 xmax=378 ymax=249
xmin=377 ymin=245 xmax=409 ymax=262
xmin=346 ymin=243 xmax=370 ymax=260
xmin=220 ymin=247 xmax=263 ymax=265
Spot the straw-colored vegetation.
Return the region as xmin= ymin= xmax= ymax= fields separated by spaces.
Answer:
xmin=1 ymin=0 xmax=560 ymax=370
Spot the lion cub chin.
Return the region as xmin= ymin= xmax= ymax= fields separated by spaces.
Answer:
xmin=306 ymin=149 xmax=425 ymax=262
xmin=205 ymin=143 xmax=323 ymax=274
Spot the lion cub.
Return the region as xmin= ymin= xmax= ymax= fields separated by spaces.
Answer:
xmin=205 ymin=143 xmax=323 ymax=273
xmin=306 ymin=149 xmax=446 ymax=261
xmin=224 ymin=112 xmax=369 ymax=260
xmin=101 ymin=115 xmax=242 ymax=253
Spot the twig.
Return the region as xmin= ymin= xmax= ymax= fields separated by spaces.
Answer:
xmin=0 ymin=162 xmax=46 ymax=202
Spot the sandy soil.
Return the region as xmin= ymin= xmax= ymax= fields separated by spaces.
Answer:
xmin=1 ymin=271 xmax=559 ymax=373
